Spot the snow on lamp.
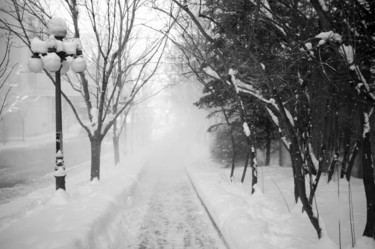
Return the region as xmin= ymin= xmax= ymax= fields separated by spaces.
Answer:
xmin=42 ymin=53 xmax=61 ymax=72
xmin=56 ymin=40 xmax=64 ymax=53
xmin=27 ymin=16 xmax=87 ymax=192
xmin=30 ymin=37 xmax=48 ymax=54
xmin=71 ymin=57 xmax=87 ymax=73
xmin=29 ymin=17 xmax=86 ymax=74
xmin=47 ymin=35 xmax=57 ymax=52
xmin=63 ymin=41 xmax=77 ymax=55
xmin=28 ymin=37 xmax=46 ymax=72
xmin=48 ymin=17 xmax=67 ymax=39
xmin=46 ymin=35 xmax=64 ymax=53
xmin=28 ymin=55 xmax=44 ymax=73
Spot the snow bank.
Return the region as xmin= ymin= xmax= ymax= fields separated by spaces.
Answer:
xmin=0 ymin=155 xmax=146 ymax=249
xmin=186 ymin=163 xmax=373 ymax=249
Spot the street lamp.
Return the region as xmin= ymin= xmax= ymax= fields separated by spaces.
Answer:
xmin=27 ymin=17 xmax=87 ymax=191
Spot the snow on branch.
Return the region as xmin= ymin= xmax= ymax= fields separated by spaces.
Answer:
xmin=308 ymin=143 xmax=319 ymax=171
xmin=228 ymin=68 xmax=296 ymax=131
xmin=340 ymin=44 xmax=354 ymax=64
xmin=86 ymin=107 xmax=98 ymax=134
xmin=351 ymin=65 xmax=375 ymax=101
xmin=228 ymin=68 xmax=279 ymax=110
xmin=267 ymin=107 xmax=291 ymax=149
xmin=101 ymin=113 xmax=115 ymax=135
xmin=363 ymin=112 xmax=370 ymax=137
xmin=313 ymin=31 xmax=375 ymax=102
xmin=243 ymin=122 xmax=251 ymax=137
xmin=341 ymin=45 xmax=373 ymax=94
xmin=284 ymin=108 xmax=295 ymax=127
xmin=266 ymin=107 xmax=279 ymax=127
xmin=315 ymin=31 xmax=342 ymax=46
xmin=203 ymin=66 xmax=221 ymax=80
xmin=228 ymin=67 xmax=298 ymax=149
xmin=318 ymin=0 xmax=328 ymax=11
xmin=255 ymin=0 xmax=287 ymax=36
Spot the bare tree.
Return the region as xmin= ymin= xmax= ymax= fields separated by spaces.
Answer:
xmin=0 ymin=0 xmax=172 ymax=181
xmin=0 ymin=31 xmax=17 ymax=122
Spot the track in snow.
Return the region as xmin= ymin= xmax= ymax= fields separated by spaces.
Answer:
xmin=121 ymin=152 xmax=226 ymax=249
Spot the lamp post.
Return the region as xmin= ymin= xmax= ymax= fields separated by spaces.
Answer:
xmin=28 ymin=17 xmax=87 ymax=191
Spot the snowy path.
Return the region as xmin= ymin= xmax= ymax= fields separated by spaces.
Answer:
xmin=121 ymin=149 xmax=226 ymax=249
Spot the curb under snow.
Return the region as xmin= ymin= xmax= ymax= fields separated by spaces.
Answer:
xmin=0 ymin=156 xmax=146 ymax=249
xmin=185 ymin=163 xmax=351 ymax=249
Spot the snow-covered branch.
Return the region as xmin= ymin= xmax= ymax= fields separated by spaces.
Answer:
xmin=202 ymin=66 xmax=221 ymax=80
xmin=308 ymin=143 xmax=319 ymax=171
xmin=266 ymin=107 xmax=291 ymax=149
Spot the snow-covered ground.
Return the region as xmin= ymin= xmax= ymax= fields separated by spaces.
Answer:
xmin=120 ymin=145 xmax=226 ymax=249
xmin=187 ymin=160 xmax=374 ymax=249
xmin=0 ymin=136 xmax=374 ymax=249
xmin=0 ymin=129 xmax=112 ymax=204
xmin=0 ymin=137 xmax=227 ymax=249
xmin=0 ymin=151 xmax=147 ymax=249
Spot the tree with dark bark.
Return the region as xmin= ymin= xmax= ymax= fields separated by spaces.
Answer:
xmin=158 ymin=0 xmax=357 ymax=239
xmin=308 ymin=0 xmax=375 ymax=240
xmin=0 ymin=0 xmax=172 ymax=181
xmin=162 ymin=0 xmax=375 ymax=240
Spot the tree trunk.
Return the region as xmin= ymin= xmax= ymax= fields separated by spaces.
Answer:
xmin=290 ymin=143 xmax=322 ymax=238
xmin=265 ymin=121 xmax=271 ymax=165
xmin=309 ymin=146 xmax=325 ymax=205
xmin=362 ymin=114 xmax=375 ymax=239
xmin=251 ymin=145 xmax=257 ymax=193
xmin=90 ymin=137 xmax=102 ymax=181
xmin=274 ymin=91 xmax=321 ymax=238
xmin=112 ymin=111 xmax=120 ymax=165
xmin=229 ymin=127 xmax=236 ymax=181
xmin=113 ymin=135 xmax=120 ymax=166
xmin=241 ymin=143 xmax=250 ymax=183
xmin=291 ymin=146 xmax=299 ymax=203
xmin=122 ymin=120 xmax=128 ymax=155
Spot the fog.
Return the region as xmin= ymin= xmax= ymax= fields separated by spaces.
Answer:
xmin=127 ymin=82 xmax=210 ymax=154
xmin=0 ymin=78 xmax=211 ymax=203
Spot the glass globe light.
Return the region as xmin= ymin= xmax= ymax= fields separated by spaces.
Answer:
xmin=43 ymin=53 xmax=62 ymax=72
xmin=71 ymin=57 xmax=87 ymax=73
xmin=28 ymin=56 xmax=44 ymax=73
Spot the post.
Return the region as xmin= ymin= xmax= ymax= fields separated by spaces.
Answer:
xmin=55 ymin=69 xmax=66 ymax=190
xmin=28 ymin=17 xmax=86 ymax=191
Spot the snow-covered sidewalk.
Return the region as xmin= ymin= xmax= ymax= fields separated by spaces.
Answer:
xmin=1 ymin=138 xmax=374 ymax=249
xmin=0 ymin=153 xmax=147 ymax=249
xmin=120 ymin=157 xmax=226 ymax=249
xmin=0 ymin=130 xmax=112 ymax=204
xmin=0 ymin=139 xmax=227 ymax=249
xmin=186 ymin=162 xmax=375 ymax=249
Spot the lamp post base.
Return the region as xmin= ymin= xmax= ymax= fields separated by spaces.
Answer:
xmin=55 ymin=176 xmax=66 ymax=191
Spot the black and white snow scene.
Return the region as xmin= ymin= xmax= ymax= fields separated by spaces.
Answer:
xmin=0 ymin=0 xmax=374 ymax=249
